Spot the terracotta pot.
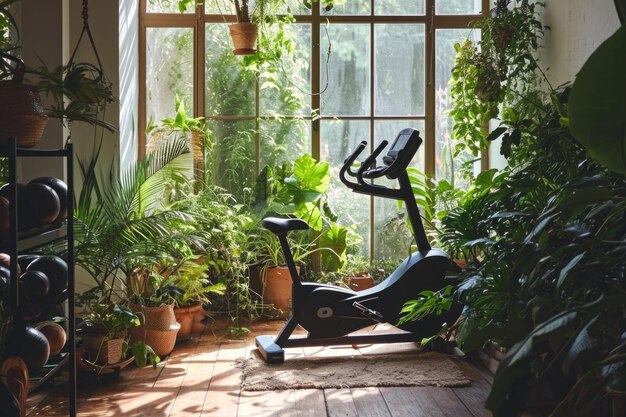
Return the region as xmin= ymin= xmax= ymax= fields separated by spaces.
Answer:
xmin=190 ymin=303 xmax=206 ymax=335
xmin=262 ymin=266 xmax=298 ymax=318
xmin=129 ymin=304 xmax=181 ymax=358
xmin=174 ymin=303 xmax=202 ymax=342
xmin=346 ymin=274 xmax=374 ymax=291
xmin=228 ymin=23 xmax=258 ymax=55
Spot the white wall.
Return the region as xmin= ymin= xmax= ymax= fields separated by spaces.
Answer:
xmin=18 ymin=0 xmax=68 ymax=182
xmin=543 ymin=0 xmax=621 ymax=87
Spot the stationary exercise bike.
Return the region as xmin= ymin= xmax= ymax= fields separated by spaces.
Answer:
xmin=256 ymin=128 xmax=453 ymax=364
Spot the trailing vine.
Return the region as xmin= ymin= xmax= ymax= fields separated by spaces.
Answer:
xmin=449 ymin=0 xmax=548 ymax=157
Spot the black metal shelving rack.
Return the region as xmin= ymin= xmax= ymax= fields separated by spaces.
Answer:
xmin=0 ymin=137 xmax=76 ymax=417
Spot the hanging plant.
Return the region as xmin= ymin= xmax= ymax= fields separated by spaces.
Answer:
xmin=448 ymin=0 xmax=547 ymax=157
xmin=27 ymin=0 xmax=116 ymax=137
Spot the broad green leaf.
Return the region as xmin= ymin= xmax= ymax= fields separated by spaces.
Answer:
xmin=555 ymin=187 xmax=614 ymax=217
xmin=292 ymin=154 xmax=330 ymax=193
xmin=320 ymin=224 xmax=348 ymax=272
xmin=569 ymin=24 xmax=626 ymax=175
xmin=562 ymin=316 xmax=600 ymax=375
xmin=504 ymin=311 xmax=578 ymax=369
xmin=556 ymin=252 xmax=586 ymax=291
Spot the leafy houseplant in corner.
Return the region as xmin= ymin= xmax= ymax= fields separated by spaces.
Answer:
xmin=341 ymin=255 xmax=374 ymax=292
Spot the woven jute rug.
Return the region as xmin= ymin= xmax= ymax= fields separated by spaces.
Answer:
xmin=238 ymin=350 xmax=471 ymax=391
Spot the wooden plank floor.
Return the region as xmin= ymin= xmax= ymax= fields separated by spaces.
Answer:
xmin=26 ymin=319 xmax=492 ymax=417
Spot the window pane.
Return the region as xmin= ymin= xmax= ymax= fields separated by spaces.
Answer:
xmin=321 ymin=120 xmax=370 ymax=257
xmin=207 ymin=119 xmax=256 ymax=202
xmin=373 ymin=120 xmax=425 ymax=260
xmin=146 ymin=28 xmax=193 ymax=127
xmin=259 ymin=119 xmax=311 ymax=169
xmin=147 ymin=0 xmax=193 ymax=13
xmin=374 ymin=120 xmax=425 ymax=170
xmin=205 ymin=23 xmax=256 ymax=117
xmin=320 ymin=24 xmax=370 ymax=117
xmin=322 ymin=0 xmax=370 ymax=15
xmin=435 ymin=29 xmax=480 ymax=186
xmin=436 ymin=0 xmax=482 ymax=15
xmin=205 ymin=0 xmax=311 ymax=17
xmin=205 ymin=0 xmax=235 ymax=14
xmin=260 ymin=24 xmax=311 ymax=117
xmin=374 ymin=0 xmax=425 ymax=15
xmin=375 ymin=24 xmax=425 ymax=116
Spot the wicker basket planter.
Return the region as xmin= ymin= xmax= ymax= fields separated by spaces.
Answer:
xmin=129 ymin=304 xmax=180 ymax=358
xmin=82 ymin=333 xmax=126 ymax=365
xmin=0 ymin=53 xmax=47 ymax=148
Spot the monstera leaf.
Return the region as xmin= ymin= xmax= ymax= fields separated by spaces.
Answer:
xmin=569 ymin=23 xmax=626 ymax=175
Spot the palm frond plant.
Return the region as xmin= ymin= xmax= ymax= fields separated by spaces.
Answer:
xmin=73 ymin=135 xmax=205 ymax=305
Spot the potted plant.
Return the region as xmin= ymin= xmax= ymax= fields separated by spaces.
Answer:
xmin=250 ymin=226 xmax=318 ymax=318
xmin=341 ymin=255 xmax=373 ymax=292
xmin=128 ymin=269 xmax=183 ymax=358
xmin=160 ymin=259 xmax=226 ymax=342
xmin=146 ymin=96 xmax=208 ymax=182
xmin=78 ymin=299 xmax=139 ymax=368
xmin=177 ymin=0 xmax=282 ymax=54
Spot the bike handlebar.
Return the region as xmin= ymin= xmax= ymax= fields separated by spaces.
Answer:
xmin=357 ymin=140 xmax=388 ymax=185
xmin=339 ymin=140 xmax=367 ymax=188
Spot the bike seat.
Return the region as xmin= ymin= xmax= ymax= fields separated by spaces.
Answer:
xmin=262 ymin=217 xmax=309 ymax=235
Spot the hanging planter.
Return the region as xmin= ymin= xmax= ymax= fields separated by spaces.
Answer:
xmin=0 ymin=52 xmax=48 ymax=148
xmin=229 ymin=23 xmax=258 ymax=55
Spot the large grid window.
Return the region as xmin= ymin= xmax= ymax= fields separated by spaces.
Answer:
xmin=139 ymin=0 xmax=488 ymax=258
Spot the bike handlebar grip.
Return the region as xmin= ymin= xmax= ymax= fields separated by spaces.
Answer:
xmin=357 ymin=140 xmax=388 ymax=185
xmin=340 ymin=140 xmax=367 ymax=187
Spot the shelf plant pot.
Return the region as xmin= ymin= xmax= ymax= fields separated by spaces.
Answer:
xmin=129 ymin=304 xmax=180 ymax=358
xmin=228 ymin=23 xmax=258 ymax=55
xmin=173 ymin=303 xmax=202 ymax=342
xmin=0 ymin=52 xmax=47 ymax=148
xmin=83 ymin=335 xmax=125 ymax=365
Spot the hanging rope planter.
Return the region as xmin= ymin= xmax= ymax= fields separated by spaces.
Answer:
xmin=30 ymin=0 xmax=116 ymax=139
